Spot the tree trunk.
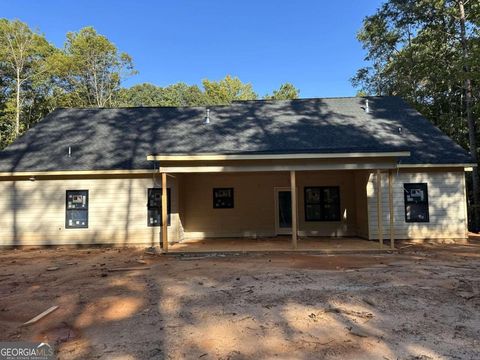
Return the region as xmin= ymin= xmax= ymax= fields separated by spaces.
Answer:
xmin=459 ymin=0 xmax=480 ymax=231
xmin=15 ymin=68 xmax=21 ymax=137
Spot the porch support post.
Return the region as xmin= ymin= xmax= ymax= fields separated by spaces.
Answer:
xmin=376 ymin=170 xmax=383 ymax=248
xmin=290 ymin=170 xmax=298 ymax=250
xmin=161 ymin=172 xmax=168 ymax=252
xmin=388 ymin=170 xmax=395 ymax=249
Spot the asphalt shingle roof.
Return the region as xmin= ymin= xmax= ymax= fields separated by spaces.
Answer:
xmin=0 ymin=96 xmax=473 ymax=172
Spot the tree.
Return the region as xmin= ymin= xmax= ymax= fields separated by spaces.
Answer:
xmin=459 ymin=0 xmax=480 ymax=230
xmin=115 ymin=78 xmax=302 ymax=108
xmin=57 ymin=27 xmax=136 ymax=107
xmin=352 ymin=0 xmax=480 ymax=229
xmin=264 ymin=82 xmax=299 ymax=100
xmin=114 ymin=83 xmax=164 ymax=107
xmin=114 ymin=82 xmax=205 ymax=107
xmin=160 ymin=83 xmax=205 ymax=106
xmin=0 ymin=19 xmax=55 ymax=137
xmin=202 ymin=75 xmax=257 ymax=105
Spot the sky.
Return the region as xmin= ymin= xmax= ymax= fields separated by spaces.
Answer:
xmin=0 ymin=0 xmax=383 ymax=98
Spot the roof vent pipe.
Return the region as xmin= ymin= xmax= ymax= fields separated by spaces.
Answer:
xmin=68 ymin=146 xmax=72 ymax=157
xmin=205 ymin=108 xmax=210 ymax=124
xmin=365 ymin=99 xmax=370 ymax=114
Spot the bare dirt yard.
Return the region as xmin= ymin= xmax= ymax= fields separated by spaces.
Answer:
xmin=1 ymin=241 xmax=479 ymax=360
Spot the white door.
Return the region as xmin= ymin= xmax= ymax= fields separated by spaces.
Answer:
xmin=274 ymin=187 xmax=292 ymax=235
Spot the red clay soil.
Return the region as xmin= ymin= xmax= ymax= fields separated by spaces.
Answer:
xmin=0 ymin=242 xmax=479 ymax=359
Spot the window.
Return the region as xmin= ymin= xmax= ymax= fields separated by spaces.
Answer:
xmin=147 ymin=188 xmax=171 ymax=226
xmin=304 ymin=186 xmax=340 ymax=221
xmin=213 ymin=188 xmax=234 ymax=208
xmin=66 ymin=190 xmax=88 ymax=228
xmin=404 ymin=183 xmax=429 ymax=222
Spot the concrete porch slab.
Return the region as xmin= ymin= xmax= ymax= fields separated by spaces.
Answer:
xmin=168 ymin=236 xmax=393 ymax=254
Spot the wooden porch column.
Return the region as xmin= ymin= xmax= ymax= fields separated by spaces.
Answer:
xmin=161 ymin=172 xmax=168 ymax=252
xmin=388 ymin=170 xmax=395 ymax=249
xmin=290 ymin=170 xmax=298 ymax=250
xmin=376 ymin=170 xmax=383 ymax=248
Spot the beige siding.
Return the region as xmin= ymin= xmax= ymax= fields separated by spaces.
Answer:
xmin=354 ymin=171 xmax=370 ymax=238
xmin=0 ymin=175 xmax=181 ymax=246
xmin=181 ymin=171 xmax=359 ymax=239
xmin=367 ymin=170 xmax=468 ymax=240
xmin=181 ymin=172 xmax=287 ymax=238
xmin=0 ymin=168 xmax=468 ymax=246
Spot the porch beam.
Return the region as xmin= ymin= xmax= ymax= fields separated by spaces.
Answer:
xmin=388 ymin=170 xmax=395 ymax=249
xmin=158 ymin=162 xmax=398 ymax=173
xmin=290 ymin=171 xmax=298 ymax=250
xmin=376 ymin=170 xmax=383 ymax=248
xmin=161 ymin=172 xmax=168 ymax=252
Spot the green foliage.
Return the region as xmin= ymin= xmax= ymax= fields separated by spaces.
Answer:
xmin=114 ymin=76 xmax=300 ymax=107
xmin=55 ymin=27 xmax=137 ymax=107
xmin=0 ymin=19 xmax=57 ymax=147
xmin=264 ymin=83 xmax=299 ymax=100
xmin=114 ymin=83 xmax=205 ymax=107
xmin=202 ymin=75 xmax=257 ymax=105
xmin=352 ymin=0 xmax=480 ymax=148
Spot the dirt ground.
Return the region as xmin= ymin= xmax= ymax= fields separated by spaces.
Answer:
xmin=0 ymin=241 xmax=479 ymax=360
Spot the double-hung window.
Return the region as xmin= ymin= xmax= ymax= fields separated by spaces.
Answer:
xmin=304 ymin=186 xmax=340 ymax=221
xmin=66 ymin=190 xmax=89 ymax=228
xmin=213 ymin=188 xmax=234 ymax=209
xmin=404 ymin=183 xmax=429 ymax=222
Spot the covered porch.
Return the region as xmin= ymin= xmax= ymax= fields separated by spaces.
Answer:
xmin=168 ymin=236 xmax=389 ymax=253
xmin=149 ymin=152 xmax=407 ymax=253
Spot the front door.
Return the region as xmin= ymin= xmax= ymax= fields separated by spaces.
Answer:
xmin=275 ymin=188 xmax=292 ymax=235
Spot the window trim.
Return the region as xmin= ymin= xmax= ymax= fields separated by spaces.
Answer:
xmin=65 ymin=190 xmax=89 ymax=229
xmin=147 ymin=188 xmax=171 ymax=227
xmin=404 ymin=183 xmax=429 ymax=223
xmin=304 ymin=186 xmax=341 ymax=222
xmin=213 ymin=187 xmax=234 ymax=209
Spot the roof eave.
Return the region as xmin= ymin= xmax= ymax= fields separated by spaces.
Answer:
xmin=146 ymin=151 xmax=411 ymax=162
xmin=397 ymin=163 xmax=477 ymax=168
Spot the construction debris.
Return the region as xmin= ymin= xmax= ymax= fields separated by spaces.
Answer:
xmin=325 ymin=307 xmax=374 ymax=319
xmin=108 ymin=267 xmax=151 ymax=272
xmin=144 ymin=247 xmax=158 ymax=255
xmin=362 ymin=298 xmax=376 ymax=307
xmin=22 ymin=306 xmax=59 ymax=326
xmin=349 ymin=325 xmax=369 ymax=338
xmin=46 ymin=266 xmax=60 ymax=271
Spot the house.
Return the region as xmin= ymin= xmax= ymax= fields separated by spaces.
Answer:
xmin=0 ymin=97 xmax=474 ymax=250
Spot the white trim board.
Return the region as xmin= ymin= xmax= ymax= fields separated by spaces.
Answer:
xmin=397 ymin=163 xmax=476 ymax=168
xmin=0 ymin=169 xmax=155 ymax=177
xmin=147 ymin=151 xmax=411 ymax=161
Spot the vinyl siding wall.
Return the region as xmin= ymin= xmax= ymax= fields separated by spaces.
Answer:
xmin=0 ymin=168 xmax=468 ymax=246
xmin=367 ymin=170 xmax=468 ymax=240
xmin=0 ymin=175 xmax=181 ymax=246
